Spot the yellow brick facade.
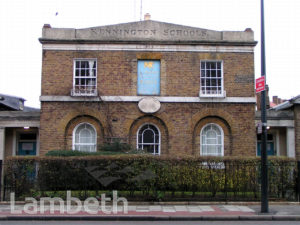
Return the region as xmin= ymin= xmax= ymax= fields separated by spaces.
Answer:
xmin=39 ymin=21 xmax=257 ymax=156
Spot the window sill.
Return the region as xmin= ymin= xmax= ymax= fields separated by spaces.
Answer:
xmin=70 ymin=89 xmax=98 ymax=97
xmin=199 ymin=91 xmax=226 ymax=98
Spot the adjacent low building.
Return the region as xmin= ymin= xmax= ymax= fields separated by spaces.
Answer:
xmin=0 ymin=94 xmax=40 ymax=161
xmin=255 ymin=95 xmax=300 ymax=158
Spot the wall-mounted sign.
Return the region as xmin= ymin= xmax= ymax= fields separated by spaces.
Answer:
xmin=138 ymin=97 xmax=161 ymax=114
xmin=137 ymin=60 xmax=160 ymax=95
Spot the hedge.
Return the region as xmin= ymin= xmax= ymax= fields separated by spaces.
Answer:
xmin=45 ymin=141 xmax=145 ymax=157
xmin=45 ymin=150 xmax=132 ymax=157
xmin=3 ymin=155 xmax=298 ymax=201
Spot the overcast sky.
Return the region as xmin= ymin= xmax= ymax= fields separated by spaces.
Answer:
xmin=0 ymin=0 xmax=299 ymax=107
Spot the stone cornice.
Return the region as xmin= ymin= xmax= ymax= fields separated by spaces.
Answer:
xmin=40 ymin=95 xmax=256 ymax=104
xmin=40 ymin=20 xmax=256 ymax=46
xmin=39 ymin=38 xmax=257 ymax=46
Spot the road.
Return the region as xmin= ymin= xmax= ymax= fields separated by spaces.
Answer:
xmin=0 ymin=221 xmax=300 ymax=225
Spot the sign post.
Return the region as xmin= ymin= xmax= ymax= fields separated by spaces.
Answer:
xmin=260 ymin=0 xmax=269 ymax=213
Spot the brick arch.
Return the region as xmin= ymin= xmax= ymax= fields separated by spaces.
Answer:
xmin=128 ymin=115 xmax=169 ymax=155
xmin=123 ymin=107 xmax=175 ymax=136
xmin=192 ymin=115 xmax=233 ymax=156
xmin=64 ymin=115 xmax=105 ymax=150
xmin=191 ymin=108 xmax=236 ymax=129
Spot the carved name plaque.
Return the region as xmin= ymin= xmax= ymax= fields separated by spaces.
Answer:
xmin=138 ymin=97 xmax=161 ymax=114
xmin=75 ymin=21 xmax=222 ymax=42
xmin=90 ymin=28 xmax=208 ymax=38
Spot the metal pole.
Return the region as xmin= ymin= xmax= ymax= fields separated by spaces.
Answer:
xmin=297 ymin=161 xmax=300 ymax=202
xmin=260 ymin=0 xmax=269 ymax=213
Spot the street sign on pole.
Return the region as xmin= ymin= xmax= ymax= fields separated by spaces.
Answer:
xmin=257 ymin=122 xmax=262 ymax=134
xmin=256 ymin=76 xmax=265 ymax=93
xmin=260 ymin=0 xmax=269 ymax=213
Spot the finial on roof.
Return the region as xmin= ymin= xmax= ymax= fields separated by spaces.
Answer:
xmin=144 ymin=13 xmax=151 ymax=21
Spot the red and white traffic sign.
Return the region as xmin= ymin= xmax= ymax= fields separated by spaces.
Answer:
xmin=256 ymin=76 xmax=265 ymax=93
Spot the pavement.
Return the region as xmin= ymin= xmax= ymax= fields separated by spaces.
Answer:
xmin=0 ymin=202 xmax=299 ymax=221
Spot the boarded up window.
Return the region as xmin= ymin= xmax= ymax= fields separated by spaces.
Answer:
xmin=137 ymin=60 xmax=160 ymax=95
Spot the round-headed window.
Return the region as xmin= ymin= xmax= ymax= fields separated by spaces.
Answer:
xmin=73 ymin=123 xmax=97 ymax=152
xmin=200 ymin=123 xmax=223 ymax=156
xmin=137 ymin=124 xmax=160 ymax=155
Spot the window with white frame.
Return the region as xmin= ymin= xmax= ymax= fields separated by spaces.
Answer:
xmin=137 ymin=124 xmax=160 ymax=155
xmin=200 ymin=123 xmax=224 ymax=156
xmin=200 ymin=61 xmax=223 ymax=96
xmin=73 ymin=123 xmax=97 ymax=152
xmin=72 ymin=59 xmax=97 ymax=96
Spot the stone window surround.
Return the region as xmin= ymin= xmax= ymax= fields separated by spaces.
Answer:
xmin=72 ymin=59 xmax=97 ymax=97
xmin=200 ymin=60 xmax=224 ymax=98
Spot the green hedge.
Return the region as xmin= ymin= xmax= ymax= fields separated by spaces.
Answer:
xmin=4 ymin=156 xmax=297 ymax=201
xmin=45 ymin=150 xmax=130 ymax=157
xmin=45 ymin=141 xmax=145 ymax=156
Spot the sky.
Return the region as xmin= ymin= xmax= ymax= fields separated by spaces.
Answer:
xmin=0 ymin=0 xmax=300 ymax=108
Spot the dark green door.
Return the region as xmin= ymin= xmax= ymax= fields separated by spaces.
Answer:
xmin=17 ymin=133 xmax=37 ymax=156
xmin=257 ymin=134 xmax=275 ymax=156
xmin=257 ymin=142 xmax=275 ymax=156
xmin=18 ymin=141 xmax=36 ymax=156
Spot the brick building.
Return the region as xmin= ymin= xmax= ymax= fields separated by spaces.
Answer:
xmin=38 ymin=17 xmax=257 ymax=156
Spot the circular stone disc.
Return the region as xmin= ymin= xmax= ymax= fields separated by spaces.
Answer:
xmin=138 ymin=97 xmax=161 ymax=114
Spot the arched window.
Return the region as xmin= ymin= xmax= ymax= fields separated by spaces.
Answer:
xmin=137 ymin=124 xmax=160 ymax=155
xmin=200 ymin=123 xmax=224 ymax=156
xmin=73 ymin=123 xmax=97 ymax=152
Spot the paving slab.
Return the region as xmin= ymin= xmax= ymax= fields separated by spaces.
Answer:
xmin=0 ymin=203 xmax=298 ymax=221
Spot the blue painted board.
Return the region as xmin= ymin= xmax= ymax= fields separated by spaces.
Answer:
xmin=137 ymin=60 xmax=160 ymax=95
